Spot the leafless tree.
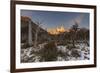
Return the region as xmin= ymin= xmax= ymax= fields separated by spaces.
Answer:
xmin=34 ymin=21 xmax=43 ymax=48
xmin=71 ymin=21 xmax=79 ymax=47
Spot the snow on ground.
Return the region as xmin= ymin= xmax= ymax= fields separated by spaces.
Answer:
xmin=57 ymin=46 xmax=67 ymax=53
xmin=21 ymin=47 xmax=41 ymax=62
xmin=57 ymin=44 xmax=90 ymax=61
xmin=21 ymin=43 xmax=90 ymax=63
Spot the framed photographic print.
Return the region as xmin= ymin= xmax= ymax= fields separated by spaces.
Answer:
xmin=11 ymin=0 xmax=96 ymax=73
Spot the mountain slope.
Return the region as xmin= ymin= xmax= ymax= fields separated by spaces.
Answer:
xmin=21 ymin=16 xmax=50 ymax=46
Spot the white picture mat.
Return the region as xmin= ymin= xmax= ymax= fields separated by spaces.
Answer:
xmin=15 ymin=4 xmax=94 ymax=69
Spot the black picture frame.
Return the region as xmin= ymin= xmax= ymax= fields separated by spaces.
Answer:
xmin=11 ymin=0 xmax=96 ymax=73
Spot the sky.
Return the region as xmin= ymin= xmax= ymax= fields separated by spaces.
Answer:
xmin=21 ymin=10 xmax=90 ymax=30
